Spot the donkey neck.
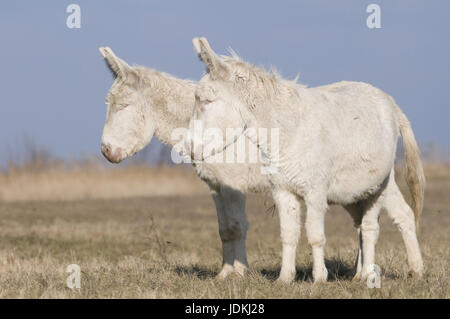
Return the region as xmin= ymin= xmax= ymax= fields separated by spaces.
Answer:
xmin=137 ymin=67 xmax=196 ymax=147
xmin=247 ymin=85 xmax=309 ymax=160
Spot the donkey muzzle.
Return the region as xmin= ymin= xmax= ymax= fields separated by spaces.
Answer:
xmin=101 ymin=143 xmax=123 ymax=163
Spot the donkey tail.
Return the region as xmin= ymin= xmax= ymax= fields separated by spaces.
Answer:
xmin=392 ymin=98 xmax=426 ymax=230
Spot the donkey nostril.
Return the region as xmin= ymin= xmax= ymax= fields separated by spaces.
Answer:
xmin=101 ymin=143 xmax=112 ymax=157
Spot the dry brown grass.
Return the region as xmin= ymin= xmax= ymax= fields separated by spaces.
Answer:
xmin=0 ymin=165 xmax=208 ymax=201
xmin=0 ymin=164 xmax=448 ymax=298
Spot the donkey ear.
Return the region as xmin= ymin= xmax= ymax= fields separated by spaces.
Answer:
xmin=99 ymin=46 xmax=135 ymax=80
xmin=192 ymin=37 xmax=229 ymax=79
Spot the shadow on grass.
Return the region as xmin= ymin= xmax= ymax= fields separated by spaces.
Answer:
xmin=383 ymin=271 xmax=401 ymax=280
xmin=174 ymin=265 xmax=217 ymax=280
xmin=174 ymin=258 xmax=358 ymax=282
xmin=260 ymin=257 xmax=355 ymax=282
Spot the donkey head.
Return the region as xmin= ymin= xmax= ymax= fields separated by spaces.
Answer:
xmin=186 ymin=38 xmax=254 ymax=161
xmin=99 ymin=47 xmax=155 ymax=163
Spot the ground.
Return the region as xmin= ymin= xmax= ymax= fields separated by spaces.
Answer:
xmin=0 ymin=166 xmax=448 ymax=298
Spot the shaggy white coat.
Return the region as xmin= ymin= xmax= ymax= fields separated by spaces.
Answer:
xmin=187 ymin=38 xmax=425 ymax=282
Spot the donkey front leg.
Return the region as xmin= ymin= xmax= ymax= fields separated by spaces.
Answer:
xmin=211 ymin=188 xmax=234 ymax=279
xmin=304 ymin=193 xmax=328 ymax=283
xmin=221 ymin=186 xmax=249 ymax=277
xmin=211 ymin=186 xmax=249 ymax=279
xmin=272 ymin=189 xmax=301 ymax=283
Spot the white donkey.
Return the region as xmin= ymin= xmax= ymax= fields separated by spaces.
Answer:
xmin=98 ymin=46 xmax=266 ymax=279
xmin=186 ymin=37 xmax=425 ymax=282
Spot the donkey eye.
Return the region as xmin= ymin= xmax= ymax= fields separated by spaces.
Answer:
xmin=199 ymin=100 xmax=212 ymax=109
xmin=115 ymin=103 xmax=129 ymax=111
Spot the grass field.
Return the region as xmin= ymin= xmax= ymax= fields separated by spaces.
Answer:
xmin=0 ymin=165 xmax=448 ymax=298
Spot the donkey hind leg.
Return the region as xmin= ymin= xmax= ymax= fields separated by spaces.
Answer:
xmin=304 ymin=193 xmax=328 ymax=283
xmin=211 ymin=186 xmax=249 ymax=279
xmin=383 ymin=175 xmax=424 ymax=277
xmin=343 ymin=203 xmax=363 ymax=281
xmin=272 ymin=189 xmax=301 ymax=284
xmin=359 ymin=196 xmax=383 ymax=280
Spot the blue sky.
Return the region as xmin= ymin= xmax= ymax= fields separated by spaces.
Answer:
xmin=0 ymin=1 xmax=448 ymax=165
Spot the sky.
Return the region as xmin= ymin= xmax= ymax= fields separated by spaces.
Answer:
xmin=0 ymin=0 xmax=449 ymax=165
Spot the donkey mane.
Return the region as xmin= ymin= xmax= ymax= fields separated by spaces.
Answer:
xmin=219 ymin=51 xmax=304 ymax=109
xmin=135 ymin=66 xmax=196 ymax=89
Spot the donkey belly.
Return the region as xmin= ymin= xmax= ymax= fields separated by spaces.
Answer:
xmin=326 ymin=126 xmax=396 ymax=204
xmin=326 ymin=157 xmax=393 ymax=204
xmin=317 ymin=82 xmax=399 ymax=204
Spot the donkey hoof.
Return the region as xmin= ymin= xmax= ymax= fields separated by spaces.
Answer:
xmin=216 ymin=273 xmax=228 ymax=280
xmin=233 ymin=262 xmax=248 ymax=278
xmin=216 ymin=265 xmax=235 ymax=280
xmin=276 ymin=272 xmax=295 ymax=284
xmin=312 ymin=270 xmax=328 ymax=284
xmin=313 ymin=277 xmax=328 ymax=284
xmin=352 ymin=272 xmax=362 ymax=282
xmin=408 ymin=269 xmax=423 ymax=279
xmin=228 ymin=271 xmax=244 ymax=280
